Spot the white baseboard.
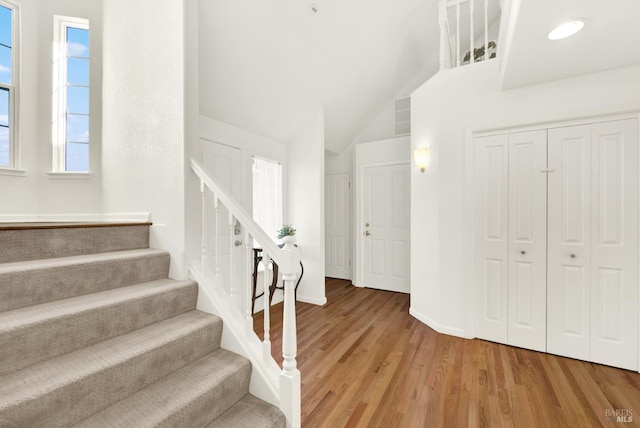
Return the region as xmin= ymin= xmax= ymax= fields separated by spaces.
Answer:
xmin=296 ymin=294 xmax=327 ymax=306
xmin=0 ymin=214 xmax=38 ymax=222
xmin=0 ymin=212 xmax=151 ymax=223
xmin=409 ymin=307 xmax=467 ymax=339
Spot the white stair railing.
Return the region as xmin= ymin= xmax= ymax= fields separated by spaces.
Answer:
xmin=439 ymin=0 xmax=500 ymax=70
xmin=190 ymin=159 xmax=301 ymax=428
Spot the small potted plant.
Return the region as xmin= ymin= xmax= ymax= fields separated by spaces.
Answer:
xmin=277 ymin=224 xmax=296 ymax=247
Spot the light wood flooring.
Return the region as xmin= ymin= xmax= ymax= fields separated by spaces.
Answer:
xmin=254 ymin=278 xmax=640 ymax=427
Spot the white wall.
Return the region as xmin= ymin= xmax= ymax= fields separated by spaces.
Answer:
xmin=411 ymin=60 xmax=640 ymax=337
xmin=289 ymin=111 xmax=326 ymax=305
xmin=353 ymin=137 xmax=410 ymax=287
xmin=0 ymin=0 xmax=103 ymax=219
xmin=198 ymin=117 xmax=288 ymax=215
xmin=102 ymin=0 xmax=185 ymax=278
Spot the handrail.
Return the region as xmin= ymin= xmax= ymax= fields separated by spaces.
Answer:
xmin=190 ymin=157 xmax=301 ymax=427
xmin=191 ymin=159 xmax=295 ymax=272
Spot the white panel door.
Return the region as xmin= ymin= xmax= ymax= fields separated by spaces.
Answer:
xmin=362 ymin=163 xmax=410 ymax=293
xmin=547 ymin=125 xmax=592 ymax=361
xmin=475 ymin=134 xmax=509 ymax=344
xmin=589 ymin=119 xmax=638 ymax=371
xmin=325 ymin=173 xmax=351 ymax=279
xmin=201 ymin=140 xmax=243 ymax=298
xmin=507 ymin=130 xmax=547 ymax=352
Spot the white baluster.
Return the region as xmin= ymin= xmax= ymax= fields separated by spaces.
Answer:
xmin=469 ymin=0 xmax=474 ymax=64
xmin=214 ymin=197 xmax=220 ymax=278
xmin=484 ymin=0 xmax=489 ymax=61
xmin=456 ymin=1 xmax=460 ymax=67
xmin=200 ymin=180 xmax=208 ymax=273
xmin=438 ymin=0 xmax=449 ymax=70
xmin=244 ymin=230 xmax=254 ymax=335
xmin=228 ymin=213 xmax=236 ymax=301
xmin=262 ymin=252 xmax=271 ymax=363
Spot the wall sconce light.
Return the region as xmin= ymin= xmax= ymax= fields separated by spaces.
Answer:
xmin=413 ymin=146 xmax=430 ymax=172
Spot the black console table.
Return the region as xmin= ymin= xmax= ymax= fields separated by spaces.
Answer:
xmin=251 ymin=247 xmax=303 ymax=314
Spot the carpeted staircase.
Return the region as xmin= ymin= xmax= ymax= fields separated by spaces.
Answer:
xmin=0 ymin=222 xmax=285 ymax=428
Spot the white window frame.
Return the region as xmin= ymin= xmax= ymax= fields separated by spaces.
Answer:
xmin=0 ymin=0 xmax=21 ymax=173
xmin=52 ymin=15 xmax=89 ymax=173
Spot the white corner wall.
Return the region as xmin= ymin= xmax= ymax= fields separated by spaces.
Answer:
xmin=102 ymin=0 xmax=186 ymax=278
xmin=0 ymin=0 xmax=103 ymax=220
xmin=289 ymin=111 xmax=326 ymax=306
xmin=411 ymin=60 xmax=640 ymax=337
xmin=197 ymin=117 xmax=289 ymax=214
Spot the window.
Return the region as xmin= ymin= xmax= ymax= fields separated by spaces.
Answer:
xmin=252 ymin=157 xmax=283 ymax=241
xmin=0 ymin=1 xmax=17 ymax=168
xmin=53 ymin=16 xmax=90 ymax=172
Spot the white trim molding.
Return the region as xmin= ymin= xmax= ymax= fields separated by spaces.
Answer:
xmin=409 ymin=307 xmax=468 ymax=339
xmin=0 ymin=212 xmax=151 ymax=223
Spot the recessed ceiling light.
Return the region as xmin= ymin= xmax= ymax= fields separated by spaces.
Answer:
xmin=548 ymin=20 xmax=584 ymax=40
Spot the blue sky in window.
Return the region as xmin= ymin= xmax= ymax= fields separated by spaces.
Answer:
xmin=66 ymin=27 xmax=89 ymax=171
xmin=0 ymin=6 xmax=11 ymax=86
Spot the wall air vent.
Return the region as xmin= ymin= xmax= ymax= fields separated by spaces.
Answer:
xmin=394 ymin=97 xmax=411 ymax=136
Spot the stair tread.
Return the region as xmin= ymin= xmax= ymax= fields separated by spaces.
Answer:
xmin=0 ymin=278 xmax=195 ymax=331
xmin=0 ymin=310 xmax=221 ymax=410
xmin=0 ymin=248 xmax=168 ymax=272
xmin=206 ymin=394 xmax=286 ymax=428
xmin=74 ymin=349 xmax=252 ymax=428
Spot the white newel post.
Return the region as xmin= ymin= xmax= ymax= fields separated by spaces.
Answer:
xmin=280 ymin=239 xmax=301 ymax=428
xmin=438 ymin=0 xmax=449 ymax=70
xmin=262 ymin=252 xmax=272 ymax=363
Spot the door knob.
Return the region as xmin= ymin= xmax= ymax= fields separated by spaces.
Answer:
xmin=364 ymin=230 xmax=371 ymax=236
xmin=234 ymin=240 xmax=243 ymax=247
xmin=570 ymin=253 xmax=576 ymax=259
xmin=520 ymin=250 xmax=526 ymax=255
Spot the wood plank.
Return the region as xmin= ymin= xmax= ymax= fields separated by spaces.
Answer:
xmin=254 ymin=278 xmax=640 ymax=427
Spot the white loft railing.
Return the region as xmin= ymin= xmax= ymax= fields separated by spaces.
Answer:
xmin=439 ymin=0 xmax=500 ymax=70
xmin=190 ymin=159 xmax=301 ymax=428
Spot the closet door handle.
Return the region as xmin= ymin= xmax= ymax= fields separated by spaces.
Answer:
xmin=570 ymin=253 xmax=576 ymax=259
xmin=520 ymin=250 xmax=526 ymax=255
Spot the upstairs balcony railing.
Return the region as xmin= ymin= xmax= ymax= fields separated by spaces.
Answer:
xmin=439 ymin=0 xmax=501 ymax=70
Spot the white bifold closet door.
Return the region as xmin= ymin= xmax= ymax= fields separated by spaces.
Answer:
xmin=475 ymin=131 xmax=547 ymax=350
xmin=546 ymin=125 xmax=592 ymax=361
xmin=475 ymin=134 xmax=509 ymax=344
xmin=507 ymin=130 xmax=547 ymax=352
xmin=547 ymin=119 xmax=638 ymax=371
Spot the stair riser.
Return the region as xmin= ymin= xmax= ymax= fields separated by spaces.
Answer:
xmin=0 ymin=225 xmax=150 ymax=263
xmin=0 ymin=282 xmax=198 ymax=375
xmin=0 ymin=253 xmax=170 ymax=312
xmin=0 ymin=319 xmax=222 ymax=428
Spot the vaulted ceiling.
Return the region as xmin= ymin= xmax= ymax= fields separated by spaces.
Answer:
xmin=197 ymin=0 xmax=640 ymax=153
xmin=197 ymin=0 xmax=441 ymax=152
